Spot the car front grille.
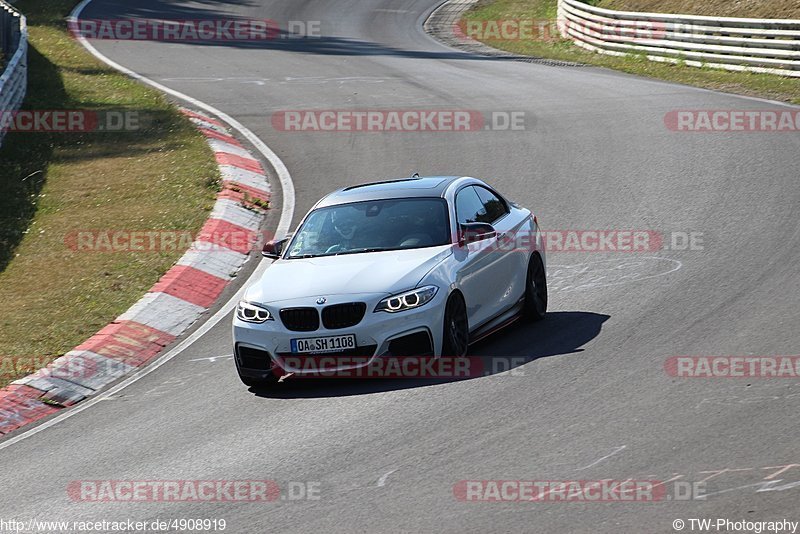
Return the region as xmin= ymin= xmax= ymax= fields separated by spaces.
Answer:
xmin=321 ymin=302 xmax=367 ymax=329
xmin=279 ymin=307 xmax=320 ymax=332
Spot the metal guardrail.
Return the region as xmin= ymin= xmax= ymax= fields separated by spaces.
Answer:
xmin=557 ymin=0 xmax=800 ymax=77
xmin=0 ymin=0 xmax=27 ymax=148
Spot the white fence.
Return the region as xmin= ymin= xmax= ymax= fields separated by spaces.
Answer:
xmin=557 ymin=0 xmax=800 ymax=77
xmin=0 ymin=0 xmax=27 ymax=148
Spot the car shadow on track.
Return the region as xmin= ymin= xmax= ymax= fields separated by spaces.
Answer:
xmin=250 ymin=311 xmax=609 ymax=399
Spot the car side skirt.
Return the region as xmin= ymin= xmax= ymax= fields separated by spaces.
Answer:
xmin=467 ymin=297 xmax=525 ymax=345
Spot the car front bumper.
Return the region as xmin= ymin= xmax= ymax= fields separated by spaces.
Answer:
xmin=232 ymin=290 xmax=447 ymax=377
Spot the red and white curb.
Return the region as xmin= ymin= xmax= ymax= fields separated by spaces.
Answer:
xmin=0 ymin=108 xmax=271 ymax=435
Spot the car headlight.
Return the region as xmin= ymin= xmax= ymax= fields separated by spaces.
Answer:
xmin=236 ymin=301 xmax=273 ymax=323
xmin=375 ymin=286 xmax=438 ymax=313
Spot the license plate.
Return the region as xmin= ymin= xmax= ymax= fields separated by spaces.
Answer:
xmin=291 ymin=334 xmax=356 ymax=354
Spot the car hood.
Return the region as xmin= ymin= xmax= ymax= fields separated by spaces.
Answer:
xmin=245 ymin=245 xmax=453 ymax=304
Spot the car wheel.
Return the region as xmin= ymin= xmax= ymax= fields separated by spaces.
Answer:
xmin=524 ymin=253 xmax=547 ymax=321
xmin=442 ymin=292 xmax=469 ymax=357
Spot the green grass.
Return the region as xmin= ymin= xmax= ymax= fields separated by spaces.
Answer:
xmin=0 ymin=0 xmax=220 ymax=387
xmin=462 ymin=0 xmax=800 ymax=105
xmin=593 ymin=0 xmax=800 ymax=19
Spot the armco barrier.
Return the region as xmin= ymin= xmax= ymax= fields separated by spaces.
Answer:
xmin=557 ymin=0 xmax=800 ymax=77
xmin=0 ymin=0 xmax=27 ymax=148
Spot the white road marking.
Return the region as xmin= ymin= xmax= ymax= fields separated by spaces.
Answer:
xmin=187 ymin=355 xmax=234 ymax=363
xmin=377 ymin=469 xmax=398 ymax=487
xmin=576 ymin=445 xmax=627 ymax=471
xmin=0 ymin=0 xmax=295 ymax=451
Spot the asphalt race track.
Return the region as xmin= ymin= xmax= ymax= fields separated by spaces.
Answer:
xmin=2 ymin=0 xmax=800 ymax=532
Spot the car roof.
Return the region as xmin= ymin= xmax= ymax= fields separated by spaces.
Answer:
xmin=315 ymin=176 xmax=467 ymax=208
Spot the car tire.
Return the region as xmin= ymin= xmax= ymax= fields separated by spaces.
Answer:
xmin=442 ymin=292 xmax=469 ymax=357
xmin=524 ymin=253 xmax=547 ymax=321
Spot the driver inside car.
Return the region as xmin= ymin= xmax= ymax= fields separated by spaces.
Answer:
xmin=323 ymin=208 xmax=366 ymax=253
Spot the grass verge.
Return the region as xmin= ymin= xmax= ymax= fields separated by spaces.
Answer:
xmin=0 ymin=0 xmax=219 ymax=387
xmin=462 ymin=0 xmax=800 ymax=105
xmin=592 ymin=0 xmax=800 ymax=19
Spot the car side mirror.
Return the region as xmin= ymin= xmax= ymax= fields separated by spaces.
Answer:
xmin=262 ymin=237 xmax=288 ymax=259
xmin=459 ymin=222 xmax=497 ymax=247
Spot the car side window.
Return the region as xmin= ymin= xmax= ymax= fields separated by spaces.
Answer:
xmin=455 ymin=187 xmax=487 ymax=225
xmin=474 ymin=186 xmax=509 ymax=223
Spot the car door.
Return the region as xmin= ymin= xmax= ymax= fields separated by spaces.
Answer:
xmin=472 ymin=185 xmax=525 ymax=314
xmin=454 ymin=186 xmax=508 ymax=330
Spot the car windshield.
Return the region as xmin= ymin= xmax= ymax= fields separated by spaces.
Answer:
xmin=286 ymin=198 xmax=451 ymax=259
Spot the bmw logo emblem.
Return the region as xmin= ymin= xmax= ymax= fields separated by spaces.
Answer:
xmin=316 ymin=297 xmax=327 ymax=305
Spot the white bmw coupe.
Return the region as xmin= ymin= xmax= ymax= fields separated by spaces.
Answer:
xmin=232 ymin=175 xmax=546 ymax=388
